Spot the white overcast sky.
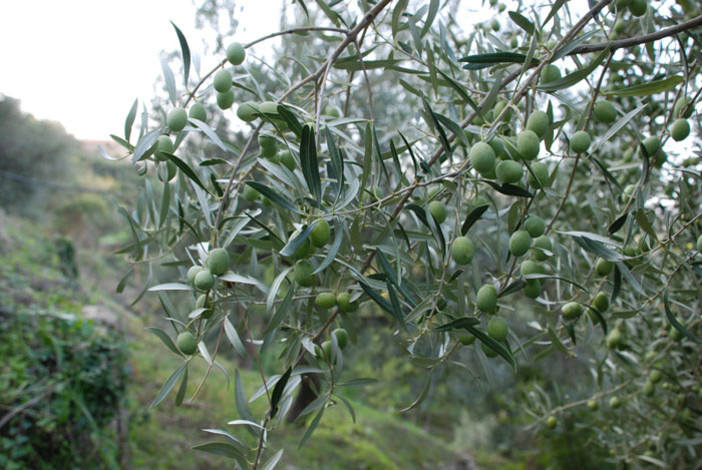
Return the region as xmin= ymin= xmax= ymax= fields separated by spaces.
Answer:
xmin=0 ymin=0 xmax=285 ymax=140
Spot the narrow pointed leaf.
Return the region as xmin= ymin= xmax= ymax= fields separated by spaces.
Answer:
xmin=146 ymin=327 xmax=182 ymax=355
xmin=132 ymin=129 xmax=161 ymax=163
xmin=280 ymin=221 xmax=318 ymax=257
xmin=163 ymin=152 xmax=210 ymax=193
xmin=537 ymin=48 xmax=610 ymax=92
xmin=151 ymin=363 xmax=187 ymax=407
xmin=508 ymin=11 xmax=534 ymax=35
xmin=298 ymin=406 xmax=325 ymax=448
xmin=125 ymin=98 xmax=138 ymax=142
xmin=270 ymin=366 xmax=292 ymax=418
xmin=300 ymin=125 xmax=322 ymax=201
xmin=171 ymin=22 xmax=191 ymax=85
xmin=603 ymin=75 xmax=683 ymax=97
xmin=663 ymin=290 xmax=702 ymax=343
xmin=245 ymin=181 xmax=302 ymax=214
xmin=399 ymin=373 xmax=432 ymax=412
xmin=484 ymin=180 xmax=533 ymax=198
xmin=461 ymin=204 xmax=489 ymax=235
xmin=160 ymin=56 xmax=176 ymax=106
xmin=466 ymin=325 xmax=516 ymax=369
xmin=458 ymin=52 xmax=536 ymax=65
xmin=431 ymin=317 xmax=480 ymax=332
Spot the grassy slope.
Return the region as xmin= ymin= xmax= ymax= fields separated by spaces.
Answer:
xmin=1 ymin=214 xmax=514 ymax=469
xmin=127 ymin=321 xmax=477 ymax=469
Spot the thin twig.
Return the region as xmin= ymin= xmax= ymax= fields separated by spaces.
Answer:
xmin=568 ymin=14 xmax=702 ymax=55
xmin=353 ymin=38 xmax=375 ymax=122
xmin=245 ymin=27 xmax=349 ymax=49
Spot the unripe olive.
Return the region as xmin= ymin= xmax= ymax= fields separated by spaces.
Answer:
xmin=294 ymin=259 xmax=315 ymax=287
xmin=628 ymin=0 xmax=647 ymax=17
xmin=524 ymin=216 xmax=545 ymax=238
xmin=321 ymin=340 xmax=332 ymax=360
xmin=279 ymin=150 xmax=295 ymax=171
xmin=451 ymin=236 xmax=475 ymax=265
xmin=258 ymin=134 xmax=278 ymax=158
xmin=526 ymin=110 xmax=549 ymax=138
xmin=596 ymin=258 xmax=614 ymax=276
xmin=310 ymin=219 xmax=331 ymax=247
xmin=527 ymin=162 xmax=549 ymax=188
xmin=559 ymin=300 xmax=582 ymax=320
xmin=476 ymin=284 xmax=498 ymax=313
xmin=496 ymin=160 xmax=523 ymax=183
xmin=428 ymin=200 xmax=447 ymax=223
xmin=177 ymin=332 xmax=198 ymax=355
xmin=216 ymin=90 xmax=235 ymax=110
xmin=587 ymin=399 xmax=598 ymax=411
xmin=259 ymin=101 xmax=280 ymax=115
xmin=561 ymin=301 xmax=582 ymax=319
xmin=520 ymin=260 xmax=539 ymax=276
xmin=487 ymin=317 xmax=508 ymax=342
xmin=488 ymin=136 xmax=506 ymax=157
xmin=546 ymin=416 xmax=557 ymax=429
xmin=594 ymin=100 xmax=616 ymax=123
xmin=609 ymin=396 xmax=621 ymax=408
xmin=154 ymin=135 xmax=174 ymax=162
xmin=167 ymin=107 xmax=188 ymax=132
xmin=482 ymin=341 xmax=498 ymax=357
xmin=540 ymin=64 xmax=561 ymax=84
xmin=237 ymin=101 xmax=259 ymax=122
xmin=213 ymin=68 xmax=233 ymax=93
xmin=188 ymin=102 xmax=207 ymax=122
xmin=459 ymin=334 xmax=476 ymax=346
xmin=523 ymin=279 xmax=542 ymax=298
xmin=207 ymin=248 xmax=230 ymax=276
xmin=569 ymin=130 xmax=591 ymax=154
xmin=593 ymin=292 xmax=609 ymax=312
xmin=194 ymin=269 xmax=215 ymax=291
xmin=671 ymin=119 xmax=690 ymax=142
xmin=509 ymin=230 xmax=532 ymax=257
xmin=243 ymin=184 xmax=259 ymax=202
xmin=674 ymin=97 xmax=693 ymax=118
xmin=518 ymin=130 xmax=540 ymax=160
xmin=533 ymin=235 xmax=553 ymax=261
xmin=470 ymin=142 xmax=497 ymax=177
xmin=187 ymin=266 xmax=203 ymax=284
xmin=336 ymin=292 xmax=358 ymax=312
xmin=649 ymin=370 xmax=663 ymax=383
xmin=226 ymin=42 xmax=246 ymax=65
xmin=332 ymin=328 xmax=348 ymax=349
xmin=315 ymin=292 xmax=337 ymax=309
xmin=641 ymin=136 xmax=660 ymax=158
xmin=606 ymin=328 xmax=624 ymax=348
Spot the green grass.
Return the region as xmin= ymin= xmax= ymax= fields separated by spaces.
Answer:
xmin=1 ymin=214 xmax=513 ymax=468
xmin=125 ymin=321 xmax=473 ymax=469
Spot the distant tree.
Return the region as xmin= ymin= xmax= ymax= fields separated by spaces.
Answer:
xmin=0 ymin=95 xmax=76 ymax=209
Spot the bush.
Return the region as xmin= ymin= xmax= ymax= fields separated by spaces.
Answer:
xmin=0 ymin=311 xmax=128 ymax=469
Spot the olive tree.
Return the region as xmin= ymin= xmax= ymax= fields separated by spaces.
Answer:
xmin=105 ymin=0 xmax=702 ymax=467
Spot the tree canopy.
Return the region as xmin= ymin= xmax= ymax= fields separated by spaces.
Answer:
xmin=107 ymin=0 xmax=702 ymax=467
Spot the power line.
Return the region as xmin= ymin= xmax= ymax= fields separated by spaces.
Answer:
xmin=0 ymin=169 xmax=115 ymax=195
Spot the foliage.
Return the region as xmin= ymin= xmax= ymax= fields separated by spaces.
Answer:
xmin=108 ymin=0 xmax=702 ymax=467
xmin=0 ymin=218 xmax=128 ymax=469
xmin=0 ymin=95 xmax=76 ymax=210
